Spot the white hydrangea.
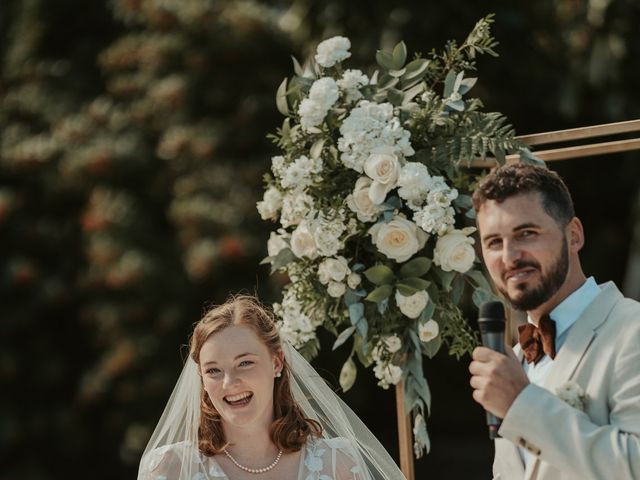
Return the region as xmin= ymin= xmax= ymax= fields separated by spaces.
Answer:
xmin=413 ymin=204 xmax=455 ymax=236
xmin=397 ymin=162 xmax=431 ymax=209
xmin=315 ymin=36 xmax=351 ymax=68
xmin=298 ymin=77 xmax=340 ymax=131
xmin=373 ymin=362 xmax=403 ymax=389
xmin=313 ymin=212 xmax=347 ymax=257
xmin=270 ymin=155 xmax=287 ymax=179
xmin=256 ymin=186 xmax=282 ymax=221
xmin=338 ymin=101 xmax=414 ymax=173
xmin=275 ymin=289 xmax=319 ymax=348
xmin=337 ymin=69 xmax=369 ymax=104
xmin=327 ymin=281 xmax=346 ymax=298
xmin=280 ymin=191 xmax=313 ymax=228
xmin=280 ymin=155 xmax=323 ymax=190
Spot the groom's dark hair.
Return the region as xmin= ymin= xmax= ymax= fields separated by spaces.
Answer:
xmin=472 ymin=163 xmax=575 ymax=227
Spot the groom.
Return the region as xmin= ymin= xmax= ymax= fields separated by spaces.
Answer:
xmin=468 ymin=163 xmax=640 ymax=479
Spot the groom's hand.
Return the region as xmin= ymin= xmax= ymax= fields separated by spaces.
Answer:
xmin=469 ymin=347 xmax=529 ymax=418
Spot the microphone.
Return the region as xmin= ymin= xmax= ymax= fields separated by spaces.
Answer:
xmin=478 ymin=300 xmax=506 ymax=439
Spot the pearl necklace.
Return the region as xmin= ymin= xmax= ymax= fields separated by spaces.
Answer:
xmin=223 ymin=448 xmax=283 ymax=474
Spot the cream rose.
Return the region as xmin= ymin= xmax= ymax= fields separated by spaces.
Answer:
xmin=347 ymin=177 xmax=380 ymax=222
xmin=256 ymin=186 xmax=282 ymax=221
xmin=347 ymin=272 xmax=361 ymax=289
xmin=290 ymin=221 xmax=318 ymax=259
xmin=327 ymin=281 xmax=346 ymax=298
xmin=419 ymin=319 xmax=439 ymax=342
xmin=318 ymin=256 xmax=350 ymax=284
xmin=364 ymin=148 xmax=401 ymax=204
xmin=369 ymin=216 xmax=428 ymax=262
xmin=433 ymin=227 xmax=476 ymax=273
xmin=395 ymin=290 xmax=429 ymax=319
xmin=384 ymin=334 xmax=402 ymax=353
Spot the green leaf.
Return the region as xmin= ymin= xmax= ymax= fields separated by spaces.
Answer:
xmin=348 ymin=302 xmax=364 ymax=324
xmin=291 ymin=56 xmax=304 ymax=77
xmin=435 ymin=268 xmax=456 ymax=290
xmin=458 ymin=77 xmax=477 ymax=95
xmin=269 ymin=248 xmax=294 ymax=272
xmin=388 ymin=68 xmax=407 ymax=78
xmin=451 ymin=275 xmax=465 ymax=304
xmin=422 ymin=335 xmax=442 ymax=359
xmin=339 ymin=357 xmax=357 ymax=392
xmin=333 ymin=326 xmax=356 ymax=350
xmin=402 ymin=58 xmax=430 ymax=82
xmin=377 ymin=73 xmax=399 ymax=90
xmin=363 ymin=265 xmax=395 ymax=285
xmin=465 ymin=269 xmax=493 ymax=290
xmin=310 ymin=138 xmax=325 ymax=159
xmin=376 ymin=50 xmax=396 ymax=70
xmin=392 ymin=41 xmax=408 ymax=68
xmin=472 ymin=288 xmax=499 ymax=307
xmin=445 ymin=99 xmax=465 ymax=111
xmin=396 ymin=283 xmax=419 ymax=296
xmin=399 ymin=257 xmax=432 ymax=278
xmin=402 ymin=83 xmax=425 ymax=105
xmin=365 ymin=284 xmax=393 ymax=303
xmin=443 ymin=70 xmax=457 ymax=98
xmin=420 ymin=301 xmax=435 ymax=322
xmin=276 ymin=77 xmax=289 ymax=116
xmin=356 ymin=317 xmax=368 ymax=340
xmin=398 ymin=277 xmax=430 ymax=291
xmin=387 ymin=88 xmax=404 ymax=106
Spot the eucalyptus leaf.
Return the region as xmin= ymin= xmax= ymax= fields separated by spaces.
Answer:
xmin=348 ymin=302 xmax=364 ymax=324
xmin=377 ymin=298 xmax=389 ymax=315
xmin=339 ymin=357 xmax=357 ymax=392
xmin=458 ymin=77 xmax=477 ymax=95
xmin=420 ymin=301 xmax=435 ymax=322
xmin=445 ymin=99 xmax=465 ymax=111
xmin=276 ymin=77 xmax=289 ymax=116
xmin=365 ymin=284 xmax=393 ymax=303
xmin=388 ymin=68 xmax=407 ymax=78
xmin=333 ymin=326 xmax=356 ymax=350
xmin=465 ymin=269 xmax=492 ymax=289
xmin=423 ymin=335 xmax=442 ymax=359
xmin=291 ymin=55 xmax=304 ymax=77
xmin=435 ymin=268 xmax=456 ymax=290
xmin=377 ymin=73 xmax=399 ymax=90
xmin=443 ymin=70 xmax=457 ymax=98
xmin=270 ymin=248 xmax=294 ymax=272
xmin=402 ymin=58 xmax=429 ymax=81
xmin=453 ymin=194 xmax=472 ymax=210
xmin=399 ymin=257 xmax=432 ymax=278
xmin=363 ymin=265 xmax=395 ymax=285
xmin=392 ymin=41 xmax=408 ymax=68
xmin=402 ymin=83 xmax=426 ymax=105
xmin=375 ymin=50 xmax=396 ymax=70
xmin=351 ymin=263 xmax=366 ymax=272
xmin=356 ymin=317 xmax=368 ymax=340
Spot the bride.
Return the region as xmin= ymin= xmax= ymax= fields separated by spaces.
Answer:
xmin=138 ymin=295 xmax=406 ymax=480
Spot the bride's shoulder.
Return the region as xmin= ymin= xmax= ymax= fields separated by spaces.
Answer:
xmin=304 ymin=436 xmax=362 ymax=473
xmin=307 ymin=436 xmax=358 ymax=453
xmin=140 ymin=441 xmax=206 ymax=475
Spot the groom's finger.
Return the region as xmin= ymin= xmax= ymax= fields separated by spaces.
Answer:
xmin=472 ymin=346 xmax=500 ymax=362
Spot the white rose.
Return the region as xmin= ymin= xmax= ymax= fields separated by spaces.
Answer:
xmin=267 ymin=231 xmax=288 ymax=257
xmin=256 ymin=186 xmax=282 ymax=221
xmin=433 ymin=228 xmax=476 ymax=273
xmin=317 ymin=256 xmax=350 ymax=284
xmin=395 ymin=290 xmax=429 ymax=319
xmin=290 ymin=221 xmax=318 ymax=259
xmin=327 ymin=281 xmax=346 ymax=298
xmin=373 ymin=362 xmax=403 ymax=389
xmin=364 ymin=148 xmax=401 ymax=205
xmin=315 ymin=36 xmax=351 ymax=68
xmin=347 ymin=272 xmax=361 ymax=289
xmin=369 ymin=216 xmax=428 ymax=263
xmin=419 ymin=319 xmax=439 ymax=342
xmin=384 ymin=334 xmax=402 ymax=353
xmin=347 ymin=177 xmax=381 ymax=222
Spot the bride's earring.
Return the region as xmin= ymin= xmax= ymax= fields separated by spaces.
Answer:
xmin=275 ymin=370 xmax=282 ymax=378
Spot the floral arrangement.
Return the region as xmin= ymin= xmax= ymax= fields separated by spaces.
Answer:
xmin=258 ymin=15 xmax=536 ymax=456
xmin=555 ymin=381 xmax=587 ymax=412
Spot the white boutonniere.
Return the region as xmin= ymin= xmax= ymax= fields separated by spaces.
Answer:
xmin=555 ymin=381 xmax=587 ymax=412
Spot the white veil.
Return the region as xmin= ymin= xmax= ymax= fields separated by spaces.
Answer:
xmin=137 ymin=341 xmax=406 ymax=480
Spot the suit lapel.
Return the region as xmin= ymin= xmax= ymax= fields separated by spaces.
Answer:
xmin=542 ymin=282 xmax=622 ymax=390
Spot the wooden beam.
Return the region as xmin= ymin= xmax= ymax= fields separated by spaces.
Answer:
xmin=472 ymin=138 xmax=640 ymax=168
xmin=516 ymin=119 xmax=640 ymax=146
xmin=396 ymin=382 xmax=415 ymax=480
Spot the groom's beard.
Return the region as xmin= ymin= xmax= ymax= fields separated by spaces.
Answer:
xmin=499 ymin=238 xmax=569 ymax=311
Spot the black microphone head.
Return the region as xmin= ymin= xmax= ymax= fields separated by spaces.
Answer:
xmin=478 ymin=300 xmax=505 ymax=333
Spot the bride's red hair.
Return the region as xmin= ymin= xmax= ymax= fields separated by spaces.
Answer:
xmin=189 ymin=294 xmax=322 ymax=456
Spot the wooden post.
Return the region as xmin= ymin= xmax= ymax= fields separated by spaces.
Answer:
xmin=395 ymin=382 xmax=415 ymax=480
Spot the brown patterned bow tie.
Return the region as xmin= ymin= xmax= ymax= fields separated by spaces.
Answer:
xmin=518 ymin=315 xmax=557 ymax=364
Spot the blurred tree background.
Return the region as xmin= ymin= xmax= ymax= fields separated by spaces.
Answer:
xmin=1 ymin=0 xmax=638 ymax=479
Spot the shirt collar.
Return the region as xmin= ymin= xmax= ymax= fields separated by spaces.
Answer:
xmin=527 ymin=277 xmax=600 ymax=340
